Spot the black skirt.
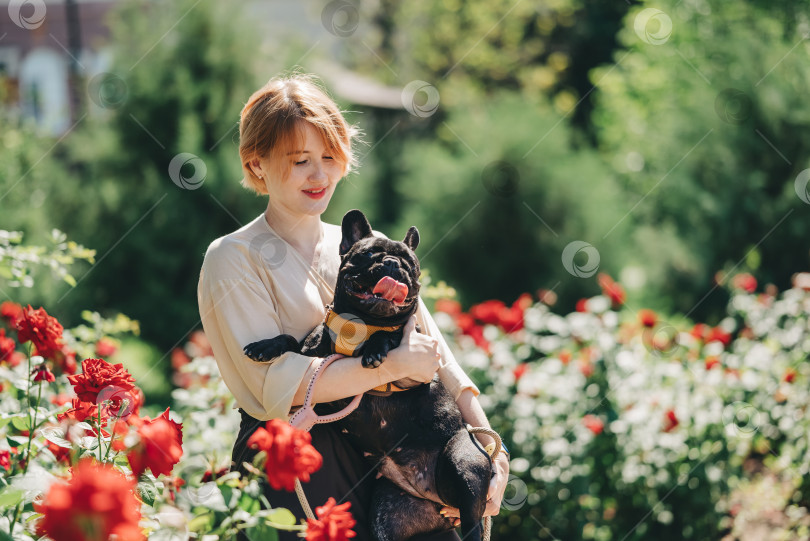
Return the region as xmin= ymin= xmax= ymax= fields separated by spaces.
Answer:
xmin=232 ymin=409 xmax=461 ymax=541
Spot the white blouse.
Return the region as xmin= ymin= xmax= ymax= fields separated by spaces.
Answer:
xmin=197 ymin=212 xmax=480 ymax=421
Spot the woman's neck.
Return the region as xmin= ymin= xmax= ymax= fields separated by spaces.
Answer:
xmin=263 ymin=204 xmax=323 ymax=258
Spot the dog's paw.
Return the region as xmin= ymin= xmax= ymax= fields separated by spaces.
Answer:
xmin=362 ymin=350 xmax=384 ymax=368
xmin=243 ymin=337 xmax=289 ymax=362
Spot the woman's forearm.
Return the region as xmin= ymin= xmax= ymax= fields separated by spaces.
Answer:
xmin=455 ymin=388 xmax=498 ymax=449
xmin=290 ymin=354 xmax=403 ymax=407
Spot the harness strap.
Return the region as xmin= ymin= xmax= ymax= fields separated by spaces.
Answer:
xmin=324 ymin=306 xmax=403 ymax=357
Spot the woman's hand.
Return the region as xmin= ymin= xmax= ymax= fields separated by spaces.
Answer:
xmin=386 ymin=315 xmax=441 ymax=383
xmin=439 ymin=451 xmax=510 ymax=525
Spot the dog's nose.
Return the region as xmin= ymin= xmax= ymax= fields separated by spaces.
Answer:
xmin=382 ymin=256 xmax=400 ymax=269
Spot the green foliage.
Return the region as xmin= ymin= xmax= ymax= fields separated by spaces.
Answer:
xmin=1 ymin=0 xmax=315 ymax=350
xmin=344 ymin=0 xmax=629 ymax=131
xmin=591 ymin=0 xmax=810 ymax=319
xmin=393 ymin=91 xmax=631 ymax=308
xmin=0 ymin=229 xmax=94 ymax=289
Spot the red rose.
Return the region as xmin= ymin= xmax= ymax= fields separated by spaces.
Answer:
xmin=638 ymin=309 xmax=657 ymax=328
xmin=537 ymin=289 xmax=558 ymax=306
xmin=50 ymin=394 xmax=75 ymax=407
xmin=15 ymin=305 xmax=64 ymax=360
xmin=0 ymin=449 xmax=10 ymax=470
xmin=306 ymin=497 xmax=357 ymax=541
xmin=705 ymin=327 xmax=731 ymax=347
xmin=575 ymin=298 xmax=588 ymax=313
xmin=68 ymin=358 xmax=136 ymax=403
xmin=95 ymin=337 xmax=118 ymax=358
xmin=513 ymin=293 xmax=533 ymax=311
xmin=690 ymin=323 xmax=708 ymax=341
xmin=0 ymin=301 xmax=23 ymax=327
xmin=171 ymin=347 xmax=191 ymax=370
xmin=469 ymin=300 xmax=507 ymax=326
xmin=704 ymin=356 xmax=720 ymax=371
xmin=188 ymin=330 xmax=213 ymax=357
xmin=455 ymin=314 xmax=491 ymax=353
xmin=32 ymin=364 xmax=55 ymax=383
xmin=0 ymin=329 xmax=15 ymax=363
xmin=46 ymin=439 xmax=71 ymax=465
xmin=247 ymin=419 xmax=323 ymax=492
xmin=598 ymin=273 xmax=626 ymax=308
xmin=663 ymin=409 xmax=679 ymax=432
xmin=512 ymin=363 xmax=529 ymax=382
xmin=583 ymin=414 xmax=605 ymax=435
xmin=434 ymin=299 xmax=462 ymax=317
xmin=126 ymin=408 xmax=183 ymax=478
xmin=784 ymin=368 xmax=797 ymax=383
xmin=57 ymin=398 xmax=99 ymax=424
xmin=731 ymin=273 xmax=757 ymax=293
xmin=53 ymin=346 xmax=78 ymax=375
xmin=498 ymin=306 xmax=524 ymax=333
xmin=35 ymin=459 xmax=143 ymax=541
xmin=579 ymin=359 xmax=594 ymax=378
xmin=455 ymin=313 xmax=476 ymax=334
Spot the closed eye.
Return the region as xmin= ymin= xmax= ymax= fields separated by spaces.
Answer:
xmin=295 ymin=156 xmax=334 ymax=165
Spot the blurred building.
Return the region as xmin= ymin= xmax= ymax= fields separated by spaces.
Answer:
xmin=0 ymin=0 xmax=116 ymax=135
xmin=0 ymin=0 xmax=400 ymax=137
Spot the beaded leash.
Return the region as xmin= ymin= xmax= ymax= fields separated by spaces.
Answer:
xmin=288 ymin=353 xmax=501 ymax=541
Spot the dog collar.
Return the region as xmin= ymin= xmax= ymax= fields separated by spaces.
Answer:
xmin=323 ymin=306 xmax=409 ymax=393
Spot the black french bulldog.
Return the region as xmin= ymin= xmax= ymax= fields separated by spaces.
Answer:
xmin=243 ymin=210 xmax=492 ymax=541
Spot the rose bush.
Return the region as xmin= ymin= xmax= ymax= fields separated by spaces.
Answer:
xmin=432 ymin=272 xmax=810 ymax=540
xmin=4 ymin=228 xmax=808 ymax=540
xmin=0 ymin=230 xmax=355 ymax=540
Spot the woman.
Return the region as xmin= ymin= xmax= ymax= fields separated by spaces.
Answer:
xmin=197 ymin=72 xmax=509 ymax=540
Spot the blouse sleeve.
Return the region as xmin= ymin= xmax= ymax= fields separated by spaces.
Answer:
xmin=414 ymin=297 xmax=480 ymax=400
xmin=197 ymin=240 xmax=320 ymax=422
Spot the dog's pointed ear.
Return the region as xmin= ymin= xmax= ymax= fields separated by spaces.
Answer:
xmin=340 ymin=210 xmax=373 ymax=255
xmin=403 ymin=226 xmax=419 ymax=251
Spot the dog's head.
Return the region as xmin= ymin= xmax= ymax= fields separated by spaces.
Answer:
xmin=333 ymin=209 xmax=421 ymax=324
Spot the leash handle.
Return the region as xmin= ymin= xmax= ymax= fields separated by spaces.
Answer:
xmin=289 ymin=353 xmax=363 ymax=431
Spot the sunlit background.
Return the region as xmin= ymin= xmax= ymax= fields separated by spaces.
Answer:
xmin=1 ymin=0 xmax=810 ymax=539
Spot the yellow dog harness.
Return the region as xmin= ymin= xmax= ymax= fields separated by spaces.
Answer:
xmin=323 ymin=305 xmax=409 ymax=393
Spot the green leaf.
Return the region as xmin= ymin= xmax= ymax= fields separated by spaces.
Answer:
xmin=266 ymin=508 xmax=297 ymax=526
xmin=137 ymin=480 xmax=159 ymax=507
xmin=188 ymin=513 xmax=216 ymax=532
xmin=0 ymin=529 xmax=13 ymax=541
xmin=245 ymin=521 xmax=279 ymax=541
xmin=238 ymin=492 xmax=261 ymax=513
xmin=10 ymin=416 xmax=31 ymax=432
xmin=0 ymin=487 xmax=25 ymax=510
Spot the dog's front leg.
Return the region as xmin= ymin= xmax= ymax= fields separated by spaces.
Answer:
xmin=361 ymin=329 xmax=403 ymax=368
xmin=243 ymin=335 xmax=301 ymax=362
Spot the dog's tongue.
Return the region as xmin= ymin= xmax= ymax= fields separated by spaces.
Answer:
xmin=373 ymin=276 xmax=409 ymax=303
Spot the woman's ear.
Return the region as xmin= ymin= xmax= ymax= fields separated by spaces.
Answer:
xmin=249 ymin=158 xmax=263 ymax=179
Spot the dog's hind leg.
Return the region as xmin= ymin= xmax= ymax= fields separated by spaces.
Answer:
xmin=369 ymin=478 xmax=456 ymax=541
xmin=434 ymin=430 xmax=492 ymax=541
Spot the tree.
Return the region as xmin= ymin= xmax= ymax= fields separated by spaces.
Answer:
xmin=591 ymin=0 xmax=810 ymax=318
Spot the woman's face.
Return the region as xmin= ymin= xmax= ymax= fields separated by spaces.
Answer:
xmin=253 ymin=121 xmax=344 ymax=217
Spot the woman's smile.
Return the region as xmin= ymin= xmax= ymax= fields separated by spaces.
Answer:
xmin=302 ymin=186 xmax=328 ymax=199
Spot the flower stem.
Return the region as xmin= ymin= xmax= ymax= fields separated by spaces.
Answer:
xmin=97 ymin=403 xmax=104 ymax=462
xmin=10 ymin=344 xmax=34 ymax=535
xmin=22 ymin=378 xmax=43 ymax=476
xmin=103 ymin=400 xmax=127 ymax=463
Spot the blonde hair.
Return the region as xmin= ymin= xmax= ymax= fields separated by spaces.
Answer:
xmin=238 ymin=72 xmax=361 ymax=195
